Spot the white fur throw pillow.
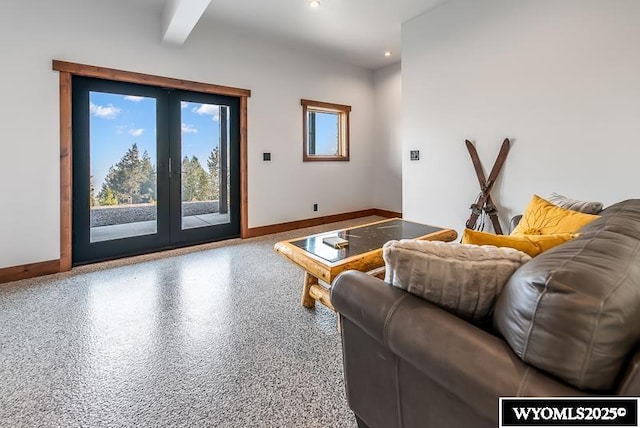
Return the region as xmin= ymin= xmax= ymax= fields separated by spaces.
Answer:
xmin=383 ymin=240 xmax=531 ymax=322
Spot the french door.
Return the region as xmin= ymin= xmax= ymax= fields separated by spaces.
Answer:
xmin=72 ymin=77 xmax=240 ymax=265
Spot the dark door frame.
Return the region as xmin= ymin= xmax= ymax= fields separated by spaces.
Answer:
xmin=72 ymin=77 xmax=171 ymax=264
xmin=167 ymin=89 xmax=241 ymax=248
xmin=53 ymin=60 xmax=251 ymax=272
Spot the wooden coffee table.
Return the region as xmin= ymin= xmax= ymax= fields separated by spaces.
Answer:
xmin=274 ymin=218 xmax=457 ymax=311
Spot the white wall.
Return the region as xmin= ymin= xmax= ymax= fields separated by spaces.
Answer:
xmin=402 ymin=0 xmax=640 ymax=236
xmin=373 ymin=62 xmax=403 ymax=213
xmin=0 ymin=0 xmax=377 ymax=268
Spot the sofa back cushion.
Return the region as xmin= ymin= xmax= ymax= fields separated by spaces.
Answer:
xmin=493 ymin=200 xmax=640 ymax=391
xmin=546 ymin=192 xmax=604 ymax=214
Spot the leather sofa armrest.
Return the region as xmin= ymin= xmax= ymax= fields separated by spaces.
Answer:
xmin=617 ymin=347 xmax=640 ymax=396
xmin=331 ymin=270 xmax=411 ymax=344
xmin=331 ymin=270 xmax=585 ymax=422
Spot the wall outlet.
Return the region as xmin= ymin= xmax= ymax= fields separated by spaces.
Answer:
xmin=313 ymin=203 xmax=318 ymax=212
xmin=410 ymin=150 xmax=420 ymax=161
xmin=263 ymin=152 xmax=271 ymax=161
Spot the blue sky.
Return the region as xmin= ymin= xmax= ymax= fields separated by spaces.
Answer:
xmin=313 ymin=112 xmax=339 ymax=156
xmin=89 ymin=92 xmax=220 ymax=191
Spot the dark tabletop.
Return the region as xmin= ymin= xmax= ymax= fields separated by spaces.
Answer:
xmin=290 ymin=219 xmax=444 ymax=263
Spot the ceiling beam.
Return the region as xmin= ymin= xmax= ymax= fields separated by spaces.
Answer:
xmin=162 ymin=0 xmax=211 ymax=46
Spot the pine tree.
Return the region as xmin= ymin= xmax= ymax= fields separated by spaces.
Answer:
xmin=89 ymin=175 xmax=96 ymax=207
xmin=182 ymin=156 xmax=194 ymax=201
xmin=139 ymin=150 xmax=156 ymax=203
xmin=97 ymin=143 xmax=157 ymax=205
xmin=182 ymin=156 xmax=210 ymax=201
xmin=196 ymin=161 xmax=210 ymax=201
xmin=98 ymin=166 xmax=117 ymax=205
xmin=98 ymin=187 xmax=118 ymax=206
xmin=207 ymin=146 xmax=220 ymax=200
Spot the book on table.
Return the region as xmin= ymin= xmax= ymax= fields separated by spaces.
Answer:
xmin=322 ymin=236 xmax=349 ymax=249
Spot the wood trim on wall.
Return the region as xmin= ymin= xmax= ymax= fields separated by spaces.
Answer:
xmin=59 ymin=72 xmax=73 ymax=272
xmin=52 ymin=60 xmax=251 ymax=98
xmin=300 ymin=99 xmax=352 ymax=112
xmin=0 ymin=260 xmax=61 ymax=285
xmin=243 ymin=209 xmax=401 ymax=239
xmin=371 ymin=208 xmax=402 ymax=218
xmin=301 ymin=98 xmax=351 ymax=162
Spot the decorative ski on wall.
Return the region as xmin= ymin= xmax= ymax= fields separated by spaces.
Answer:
xmin=465 ymin=138 xmax=510 ymax=234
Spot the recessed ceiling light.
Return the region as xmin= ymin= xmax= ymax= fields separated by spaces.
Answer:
xmin=309 ymin=0 xmax=320 ymax=8
xmin=384 ymin=51 xmax=392 ymax=57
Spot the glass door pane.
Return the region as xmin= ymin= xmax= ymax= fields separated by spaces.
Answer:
xmin=89 ymin=92 xmax=158 ymax=242
xmin=179 ymin=101 xmax=231 ymax=230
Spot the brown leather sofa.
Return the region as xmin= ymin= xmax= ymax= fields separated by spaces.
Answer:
xmin=331 ymin=200 xmax=640 ymax=428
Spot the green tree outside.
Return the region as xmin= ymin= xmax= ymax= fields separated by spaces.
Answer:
xmin=98 ymin=187 xmax=118 ymax=206
xmin=181 ymin=156 xmax=210 ymax=201
xmin=90 ymin=175 xmax=96 ymax=207
xmin=97 ymin=143 xmax=156 ymax=205
xmin=207 ymin=146 xmax=220 ymax=200
xmin=95 ymin=143 xmax=228 ymax=207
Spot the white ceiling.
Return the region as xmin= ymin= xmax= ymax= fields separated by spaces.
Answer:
xmin=133 ymin=0 xmax=448 ymax=70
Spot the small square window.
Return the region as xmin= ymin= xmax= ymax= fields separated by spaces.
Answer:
xmin=301 ymin=99 xmax=351 ymax=162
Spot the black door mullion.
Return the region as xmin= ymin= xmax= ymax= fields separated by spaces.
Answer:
xmin=167 ymin=92 xmax=183 ymax=244
xmin=156 ymin=91 xmax=172 ymax=247
xmin=219 ymin=106 xmax=229 ymax=215
xmin=72 ymin=84 xmax=91 ymax=251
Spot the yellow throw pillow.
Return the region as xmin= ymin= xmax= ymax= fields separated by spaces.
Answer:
xmin=462 ymin=228 xmax=576 ymax=257
xmin=511 ymin=194 xmax=599 ymax=236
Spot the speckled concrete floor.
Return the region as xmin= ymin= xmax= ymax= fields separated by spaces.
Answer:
xmin=0 ymin=217 xmax=382 ymax=427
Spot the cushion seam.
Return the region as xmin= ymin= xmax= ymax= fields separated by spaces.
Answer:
xmin=394 ymin=356 xmax=403 ymax=428
xmin=383 ymin=294 xmax=410 ymax=346
xmin=521 ymin=283 xmax=547 ymax=359
xmin=516 ymin=367 xmax=532 ymax=396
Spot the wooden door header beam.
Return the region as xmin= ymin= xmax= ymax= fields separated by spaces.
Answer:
xmin=52 ymin=60 xmax=251 ymax=98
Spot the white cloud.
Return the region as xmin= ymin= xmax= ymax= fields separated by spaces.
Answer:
xmin=181 ymin=123 xmax=198 ymax=134
xmin=124 ymin=95 xmax=145 ymax=102
xmin=128 ymin=128 xmax=144 ymax=137
xmin=181 ymin=102 xmax=190 ymax=109
xmin=192 ymin=104 xmax=220 ymax=121
xmin=90 ymin=103 xmax=120 ymax=119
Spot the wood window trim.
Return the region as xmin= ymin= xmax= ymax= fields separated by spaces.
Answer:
xmin=301 ymin=99 xmax=351 ymax=162
xmin=53 ymin=60 xmax=251 ymax=271
xmin=53 ymin=60 xmax=251 ymax=98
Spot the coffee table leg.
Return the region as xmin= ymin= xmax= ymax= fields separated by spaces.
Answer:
xmin=301 ymin=272 xmax=317 ymax=308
